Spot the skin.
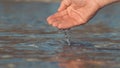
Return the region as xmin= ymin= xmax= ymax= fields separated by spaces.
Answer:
xmin=47 ymin=0 xmax=119 ymax=29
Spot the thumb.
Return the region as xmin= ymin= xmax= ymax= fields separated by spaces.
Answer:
xmin=58 ymin=0 xmax=71 ymax=11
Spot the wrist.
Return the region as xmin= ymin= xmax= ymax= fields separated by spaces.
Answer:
xmin=95 ymin=0 xmax=119 ymax=7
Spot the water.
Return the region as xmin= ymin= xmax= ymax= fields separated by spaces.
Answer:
xmin=0 ymin=2 xmax=120 ymax=68
xmin=59 ymin=29 xmax=71 ymax=46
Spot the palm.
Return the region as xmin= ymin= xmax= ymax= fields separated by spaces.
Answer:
xmin=47 ymin=0 xmax=100 ymax=29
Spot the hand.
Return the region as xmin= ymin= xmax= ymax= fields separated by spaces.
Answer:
xmin=47 ymin=0 xmax=102 ymax=29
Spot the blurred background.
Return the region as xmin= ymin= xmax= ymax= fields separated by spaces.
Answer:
xmin=0 ymin=0 xmax=120 ymax=68
xmin=0 ymin=0 xmax=60 ymax=2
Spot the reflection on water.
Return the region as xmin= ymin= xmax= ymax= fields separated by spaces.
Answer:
xmin=0 ymin=2 xmax=120 ymax=68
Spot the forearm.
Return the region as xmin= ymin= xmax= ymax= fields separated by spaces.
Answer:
xmin=96 ymin=0 xmax=120 ymax=7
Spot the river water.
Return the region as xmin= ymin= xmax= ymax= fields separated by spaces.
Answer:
xmin=0 ymin=2 xmax=120 ymax=68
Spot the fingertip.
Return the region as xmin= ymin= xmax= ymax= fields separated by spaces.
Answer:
xmin=47 ymin=16 xmax=53 ymax=25
xmin=52 ymin=22 xmax=59 ymax=27
xmin=47 ymin=16 xmax=50 ymax=22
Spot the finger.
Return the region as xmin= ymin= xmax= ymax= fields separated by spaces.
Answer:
xmin=58 ymin=0 xmax=71 ymax=11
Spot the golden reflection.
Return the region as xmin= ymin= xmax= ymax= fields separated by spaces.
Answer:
xmin=57 ymin=54 xmax=105 ymax=68
xmin=55 ymin=46 xmax=106 ymax=68
xmin=59 ymin=59 xmax=105 ymax=68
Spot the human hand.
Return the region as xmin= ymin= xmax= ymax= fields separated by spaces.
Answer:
xmin=47 ymin=0 xmax=117 ymax=29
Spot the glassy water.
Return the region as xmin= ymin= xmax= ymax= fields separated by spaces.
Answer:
xmin=0 ymin=2 xmax=120 ymax=68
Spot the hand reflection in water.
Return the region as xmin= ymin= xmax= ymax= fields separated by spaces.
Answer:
xmin=57 ymin=54 xmax=104 ymax=68
xmin=55 ymin=47 xmax=106 ymax=68
xmin=59 ymin=60 xmax=106 ymax=68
